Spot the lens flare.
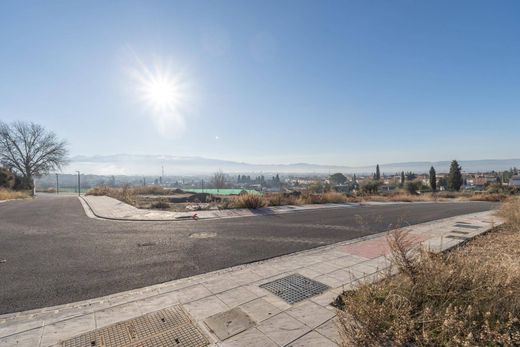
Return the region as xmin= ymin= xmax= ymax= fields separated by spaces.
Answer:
xmin=128 ymin=55 xmax=191 ymax=136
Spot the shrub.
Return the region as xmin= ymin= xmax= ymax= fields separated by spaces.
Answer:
xmin=0 ymin=167 xmax=15 ymax=189
xmin=265 ymin=193 xmax=299 ymax=206
xmin=150 ymin=200 xmax=170 ymax=209
xmin=361 ymin=180 xmax=381 ymax=194
xmin=405 ymin=180 xmax=422 ymax=195
xmin=232 ymin=193 xmax=266 ymax=209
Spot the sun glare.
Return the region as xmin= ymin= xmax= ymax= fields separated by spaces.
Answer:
xmin=141 ymin=75 xmax=178 ymax=112
xmin=128 ymin=56 xmax=191 ymax=136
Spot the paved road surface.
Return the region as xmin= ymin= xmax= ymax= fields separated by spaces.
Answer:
xmin=0 ymin=195 xmax=497 ymax=314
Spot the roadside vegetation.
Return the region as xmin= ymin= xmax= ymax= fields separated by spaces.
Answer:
xmin=335 ymin=198 xmax=520 ymax=346
xmin=0 ymin=121 xmax=68 ymax=200
xmin=0 ymin=188 xmax=30 ymax=200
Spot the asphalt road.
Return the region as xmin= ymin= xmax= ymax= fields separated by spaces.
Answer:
xmin=0 ymin=195 xmax=497 ymax=314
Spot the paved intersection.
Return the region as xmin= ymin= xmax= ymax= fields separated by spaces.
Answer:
xmin=0 ymin=194 xmax=496 ymax=314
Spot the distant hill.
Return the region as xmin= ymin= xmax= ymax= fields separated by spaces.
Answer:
xmin=61 ymin=154 xmax=520 ymax=176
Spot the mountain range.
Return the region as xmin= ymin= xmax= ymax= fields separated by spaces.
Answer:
xmin=63 ymin=155 xmax=520 ymax=176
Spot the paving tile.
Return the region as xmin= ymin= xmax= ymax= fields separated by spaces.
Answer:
xmin=262 ymin=295 xmax=292 ymax=311
xmin=227 ymin=270 xmax=262 ymax=286
xmin=316 ymin=318 xmax=341 ymax=345
xmin=220 ymin=328 xmax=277 ymax=347
xmin=239 ymin=298 xmax=281 ymax=323
xmin=217 ymin=287 xmax=258 ymax=307
xmin=314 ymin=274 xmax=344 ymax=288
xmin=296 ymin=267 xmax=322 ymax=279
xmin=257 ymin=312 xmax=310 ymax=346
xmin=286 ymin=331 xmax=338 ymax=346
xmin=327 ymin=269 xmax=362 ymax=284
xmin=137 ymin=293 xmax=180 ymax=314
xmin=286 ymin=301 xmax=336 ymax=328
xmin=204 ymin=307 xmax=255 ymax=340
xmin=242 ymin=284 xmax=271 ymax=298
xmin=184 ymin=296 xmax=229 ymax=321
xmin=0 ymin=319 xmax=43 ymax=338
xmin=250 ymin=265 xmax=285 ymax=278
xmin=0 ymin=327 xmax=42 ymax=346
xmin=177 ymin=284 xmax=213 ymax=303
xmin=40 ymin=314 xmax=95 ymax=347
xmin=349 ymin=262 xmax=378 ymax=275
xmin=309 ymin=290 xmax=341 ymax=307
xmin=203 ymin=278 xmax=240 ymax=294
xmin=94 ymin=302 xmax=142 ymax=328
xmin=305 ymin=262 xmax=342 ymax=275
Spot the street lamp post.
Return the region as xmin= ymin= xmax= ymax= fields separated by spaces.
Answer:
xmin=76 ymin=171 xmax=81 ymax=196
xmin=55 ymin=173 xmax=59 ymax=195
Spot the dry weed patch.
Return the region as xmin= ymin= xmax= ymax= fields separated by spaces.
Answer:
xmin=337 ymin=199 xmax=520 ymax=346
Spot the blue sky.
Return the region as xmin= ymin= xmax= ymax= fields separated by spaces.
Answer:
xmin=0 ymin=0 xmax=519 ymax=166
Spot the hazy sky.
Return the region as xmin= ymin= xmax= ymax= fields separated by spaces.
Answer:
xmin=1 ymin=0 xmax=519 ymax=166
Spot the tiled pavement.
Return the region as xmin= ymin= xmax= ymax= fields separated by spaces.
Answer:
xmin=0 ymin=210 xmax=500 ymax=346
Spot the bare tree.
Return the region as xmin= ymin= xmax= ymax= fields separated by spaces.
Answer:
xmin=212 ymin=170 xmax=226 ymax=190
xmin=0 ymin=121 xmax=68 ymax=191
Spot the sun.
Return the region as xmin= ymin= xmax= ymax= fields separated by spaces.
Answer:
xmin=139 ymin=70 xmax=181 ymax=112
xmin=127 ymin=55 xmax=192 ymax=136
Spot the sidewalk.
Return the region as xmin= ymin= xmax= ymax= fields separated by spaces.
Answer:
xmin=0 ymin=210 xmax=500 ymax=347
xmin=80 ymin=195 xmax=361 ymax=221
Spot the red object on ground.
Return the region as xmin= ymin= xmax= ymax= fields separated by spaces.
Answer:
xmin=192 ymin=213 xmax=199 ymax=220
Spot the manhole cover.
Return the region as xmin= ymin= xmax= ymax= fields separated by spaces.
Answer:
xmin=454 ymin=224 xmax=481 ymax=229
xmin=204 ymin=308 xmax=254 ymax=340
xmin=260 ymin=274 xmax=330 ymax=304
xmin=60 ymin=306 xmax=208 ymax=347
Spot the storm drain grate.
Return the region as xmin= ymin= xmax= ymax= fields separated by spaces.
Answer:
xmin=451 ymin=230 xmax=470 ymax=235
xmin=260 ymin=274 xmax=330 ymax=304
xmin=447 ymin=235 xmax=470 ymax=240
xmin=61 ymin=306 xmax=208 ymax=347
xmin=454 ymin=224 xmax=481 ymax=229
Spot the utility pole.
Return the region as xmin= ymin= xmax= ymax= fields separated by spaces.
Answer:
xmin=76 ymin=171 xmax=81 ymax=196
xmin=201 ymin=179 xmax=204 ymax=193
xmin=160 ymin=166 xmax=164 ymax=185
xmin=55 ymin=173 xmax=59 ymax=194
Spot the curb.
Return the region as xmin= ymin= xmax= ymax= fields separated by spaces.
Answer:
xmin=78 ymin=196 xmax=362 ymax=223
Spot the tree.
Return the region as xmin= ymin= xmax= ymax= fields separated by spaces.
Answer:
xmin=405 ymin=180 xmax=422 ymax=195
xmin=405 ymin=171 xmax=417 ymax=181
xmin=400 ymin=171 xmax=405 ymax=187
xmin=212 ymin=170 xmax=226 ymax=190
xmin=429 ymin=166 xmax=437 ymax=192
xmin=329 ymin=172 xmax=347 ymax=185
xmin=361 ymin=180 xmax=381 ymax=194
xmin=0 ymin=121 xmax=68 ymax=191
xmin=448 ymin=160 xmax=463 ymax=191
xmin=375 ymin=164 xmax=381 ymax=180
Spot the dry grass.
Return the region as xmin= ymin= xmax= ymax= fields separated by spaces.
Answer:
xmin=86 ymin=186 xmax=136 ymax=205
xmin=337 ymin=199 xmax=520 ymax=346
xmin=232 ymin=193 xmax=266 ymax=209
xmin=0 ymin=188 xmax=30 ymax=200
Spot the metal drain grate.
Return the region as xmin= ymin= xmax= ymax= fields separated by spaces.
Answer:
xmin=61 ymin=306 xmax=208 ymax=347
xmin=451 ymin=230 xmax=470 ymax=235
xmin=260 ymin=274 xmax=330 ymax=304
xmin=446 ymin=235 xmax=469 ymax=240
xmin=454 ymin=224 xmax=481 ymax=229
